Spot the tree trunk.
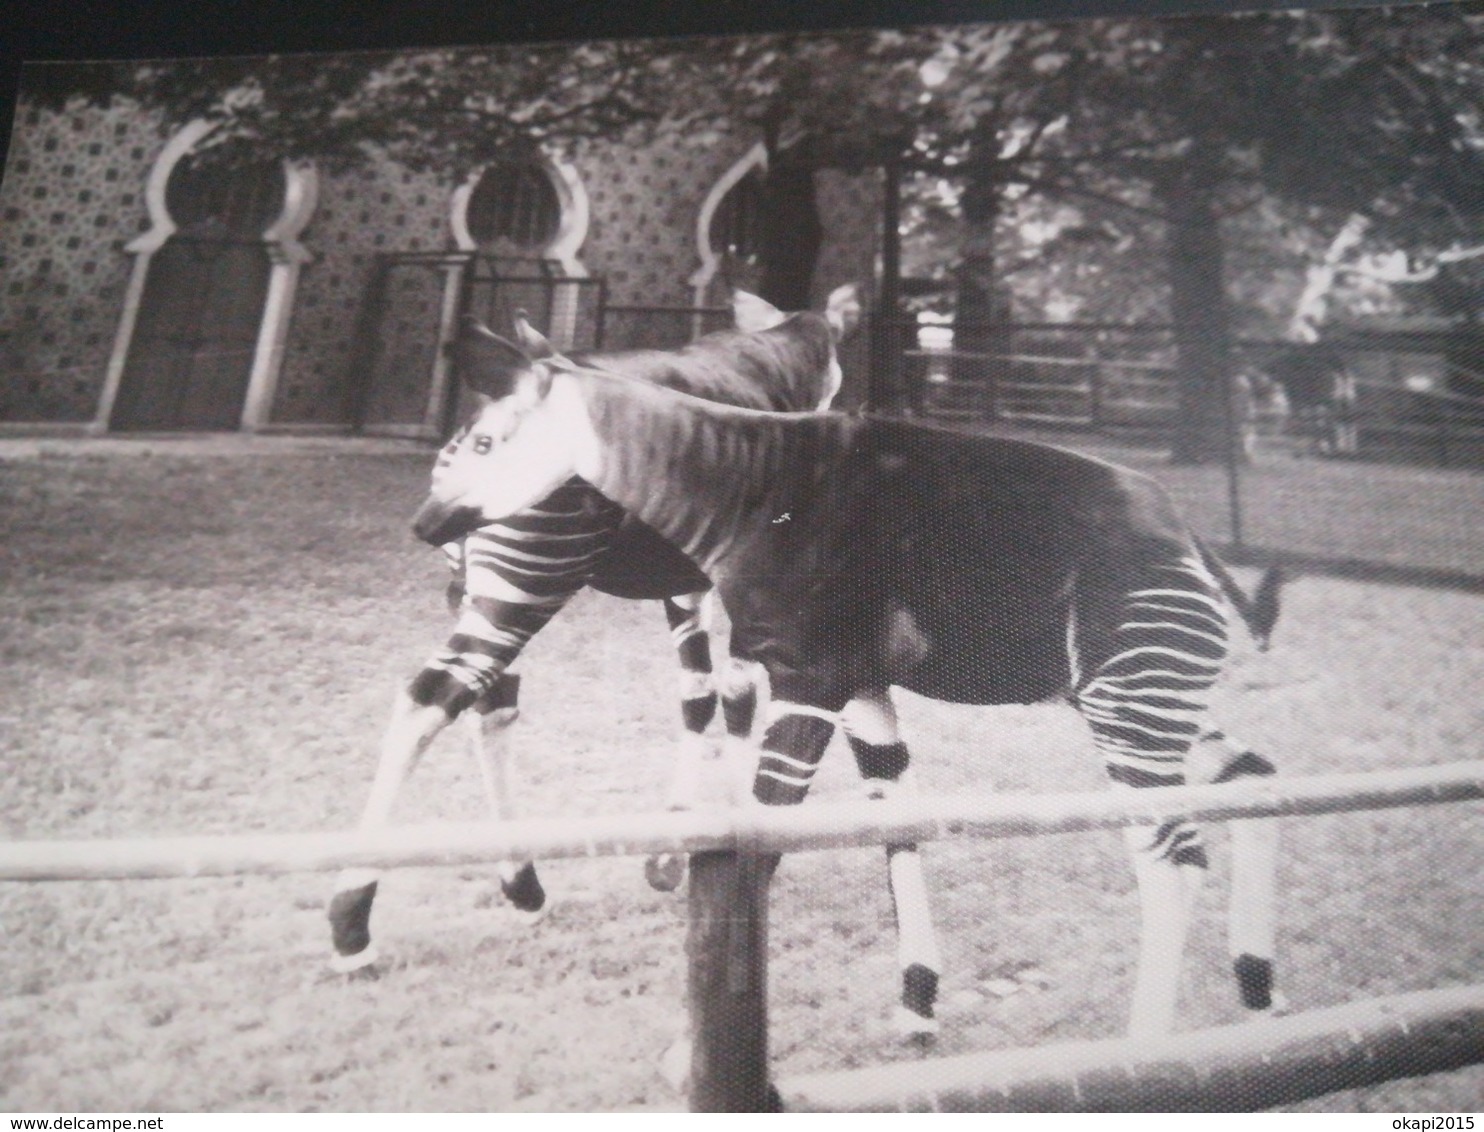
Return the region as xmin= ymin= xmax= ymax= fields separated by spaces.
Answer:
xmin=758 ymin=157 xmax=822 ymax=314
xmin=1157 ymin=153 xmax=1242 ymax=466
xmin=953 ymin=148 xmax=1011 ymax=416
xmin=868 ymin=158 xmax=907 ymax=412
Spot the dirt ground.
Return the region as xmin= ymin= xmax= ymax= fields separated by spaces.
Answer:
xmin=0 ymin=434 xmax=1480 ymax=1112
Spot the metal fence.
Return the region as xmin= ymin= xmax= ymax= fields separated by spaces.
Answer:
xmin=891 ymin=321 xmax=1180 ymax=430
xmin=346 ymin=253 xmax=730 ymax=439
xmin=883 ymin=319 xmax=1484 ymax=466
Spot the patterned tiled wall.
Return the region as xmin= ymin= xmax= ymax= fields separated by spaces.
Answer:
xmin=578 ymin=131 xmax=757 ymax=308
xmin=273 ymin=131 xmax=761 ymax=426
xmin=0 ymin=99 xmax=164 ymax=421
xmin=274 ymin=128 xmax=883 ymax=425
xmin=1 ymin=92 xmax=882 ymax=427
xmin=272 ymin=155 xmax=452 ymax=425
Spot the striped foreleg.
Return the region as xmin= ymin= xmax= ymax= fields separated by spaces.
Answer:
xmin=1198 ymin=719 xmax=1284 ymax=1016
xmin=840 ymin=690 xmax=942 ymax=1039
xmin=750 ymin=700 xmax=838 ymax=807
xmin=327 ymin=686 xmax=453 ymax=972
xmin=645 ymin=592 xmax=717 ymax=892
xmin=663 ymin=591 xmax=716 ymax=808
xmin=326 ymin=590 xmax=570 ymax=970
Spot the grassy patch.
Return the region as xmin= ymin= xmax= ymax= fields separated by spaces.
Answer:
xmin=1 ymin=443 xmax=1480 ymax=1111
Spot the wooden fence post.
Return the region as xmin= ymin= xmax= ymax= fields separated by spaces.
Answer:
xmin=686 ymin=849 xmax=778 ymax=1112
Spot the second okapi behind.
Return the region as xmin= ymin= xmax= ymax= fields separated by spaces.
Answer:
xmin=413 ymin=318 xmax=1285 ymax=1039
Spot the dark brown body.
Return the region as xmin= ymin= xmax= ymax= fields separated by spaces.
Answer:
xmin=622 ymin=410 xmax=1198 ymax=708
xmin=414 ymin=350 xmax=1286 ymax=1042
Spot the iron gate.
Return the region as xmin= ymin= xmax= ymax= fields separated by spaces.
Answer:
xmin=346 ymin=252 xmax=728 ymax=439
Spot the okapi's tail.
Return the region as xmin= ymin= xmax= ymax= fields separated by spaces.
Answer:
xmin=1196 ymin=539 xmax=1283 ymax=651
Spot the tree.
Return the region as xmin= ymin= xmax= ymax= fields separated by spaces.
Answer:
xmin=657 ymin=31 xmax=929 ymax=311
xmin=26 ymin=9 xmax=1484 ymax=447
xmin=904 ymin=5 xmax=1484 ymax=462
xmin=25 ymin=31 xmax=931 ymax=315
xmin=23 ymin=42 xmax=692 ymax=172
xmin=900 ymin=24 xmax=1093 ymax=392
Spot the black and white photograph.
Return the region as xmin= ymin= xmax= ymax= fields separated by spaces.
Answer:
xmin=1 ymin=0 xmax=1481 ymax=1113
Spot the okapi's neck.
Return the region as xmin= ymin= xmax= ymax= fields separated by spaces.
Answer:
xmin=565 ymin=372 xmax=846 ymax=576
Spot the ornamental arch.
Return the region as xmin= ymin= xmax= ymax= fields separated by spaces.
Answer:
xmin=97 ymin=121 xmax=317 ymax=432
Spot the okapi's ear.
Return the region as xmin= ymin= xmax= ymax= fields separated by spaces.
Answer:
xmin=451 ymin=317 xmax=529 ymax=399
xmin=512 ymin=310 xmax=556 ymax=360
xmin=825 ymin=283 xmax=862 ymax=341
xmin=514 ymin=362 xmax=555 ymax=406
xmin=732 ymin=290 xmax=787 ymax=333
xmin=510 ymin=313 xmax=583 ymax=405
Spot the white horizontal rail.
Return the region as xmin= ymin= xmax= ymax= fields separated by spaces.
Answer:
xmin=780 ymin=983 xmax=1484 ymax=1112
xmin=0 ymin=760 xmax=1479 ymax=883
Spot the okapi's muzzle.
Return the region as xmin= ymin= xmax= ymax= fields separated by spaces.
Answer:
xmin=411 ymin=497 xmax=482 ymax=547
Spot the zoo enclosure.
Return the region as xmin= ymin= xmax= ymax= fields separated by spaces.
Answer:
xmin=1 ymin=759 xmax=1481 ymax=1112
xmin=341 ymin=255 xmax=1484 ymax=467
xmin=877 ymin=317 xmax=1484 ymax=466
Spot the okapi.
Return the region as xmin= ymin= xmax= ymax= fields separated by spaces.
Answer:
xmin=326 ymin=285 xmax=861 ymax=973
xmin=410 ymin=319 xmax=1286 ymax=1039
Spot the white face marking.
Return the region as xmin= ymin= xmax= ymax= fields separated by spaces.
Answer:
xmin=424 ymin=381 xmax=579 ymax=529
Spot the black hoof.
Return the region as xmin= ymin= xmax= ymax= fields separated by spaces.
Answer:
xmin=501 ymin=862 xmax=546 ymax=914
xmin=902 ymin=962 xmax=939 ymax=1019
xmin=893 ymin=963 xmax=941 ymax=1040
xmin=327 ymin=880 xmax=378 ymax=960
xmin=644 ymin=853 xmax=686 ymax=892
xmin=1235 ymin=953 xmax=1274 ymax=1011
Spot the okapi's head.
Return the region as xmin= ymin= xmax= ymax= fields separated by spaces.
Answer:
xmin=411 ymin=317 xmax=589 ymax=546
xmin=731 ymin=284 xmax=861 ymax=409
xmin=412 ymin=284 xmax=866 ymax=545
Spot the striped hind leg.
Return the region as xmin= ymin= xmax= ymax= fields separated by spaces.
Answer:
xmin=645 ymin=591 xmax=719 ymax=891
xmin=1115 ymin=817 xmax=1208 ymax=1038
xmin=841 ymin=689 xmax=942 ymax=1039
xmin=1073 ymin=560 xmax=1231 ymax=1036
xmin=1196 ymin=718 xmax=1284 ymax=1016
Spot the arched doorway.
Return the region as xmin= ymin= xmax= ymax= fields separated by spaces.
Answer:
xmin=689 ymin=141 xmax=822 ymax=314
xmin=692 ymin=143 xmax=768 ymax=311
xmin=107 ymin=135 xmax=306 ymax=431
xmin=352 ymin=151 xmax=591 ymax=440
xmin=467 ymin=157 xmax=563 ymax=260
xmin=706 ymin=164 xmax=767 ymax=298
xmin=455 ymin=154 xmax=590 ymax=343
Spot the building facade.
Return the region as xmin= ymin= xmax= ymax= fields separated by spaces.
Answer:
xmin=0 ymin=86 xmax=882 ymax=436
